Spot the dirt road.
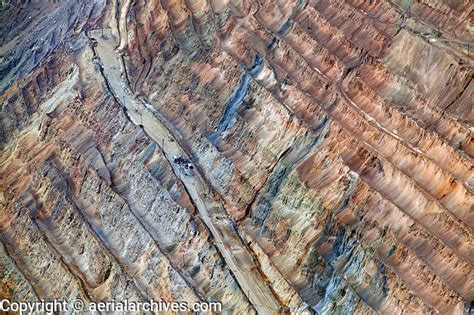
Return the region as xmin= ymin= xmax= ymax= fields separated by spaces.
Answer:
xmin=88 ymin=29 xmax=282 ymax=314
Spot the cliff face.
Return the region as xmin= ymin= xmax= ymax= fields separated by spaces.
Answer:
xmin=0 ymin=0 xmax=473 ymax=314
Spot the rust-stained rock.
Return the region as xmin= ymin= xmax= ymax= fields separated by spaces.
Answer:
xmin=1 ymin=0 xmax=473 ymax=314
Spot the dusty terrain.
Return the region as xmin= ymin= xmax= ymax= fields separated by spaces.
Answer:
xmin=1 ymin=0 xmax=473 ymax=314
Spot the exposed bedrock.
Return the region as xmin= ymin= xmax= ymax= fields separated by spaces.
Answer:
xmin=1 ymin=0 xmax=473 ymax=314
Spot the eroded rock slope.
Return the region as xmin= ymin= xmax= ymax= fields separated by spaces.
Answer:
xmin=1 ymin=0 xmax=473 ymax=314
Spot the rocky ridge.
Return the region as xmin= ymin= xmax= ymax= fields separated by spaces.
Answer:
xmin=0 ymin=0 xmax=473 ymax=314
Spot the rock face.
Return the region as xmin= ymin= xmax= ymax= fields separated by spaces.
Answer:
xmin=0 ymin=0 xmax=473 ymax=314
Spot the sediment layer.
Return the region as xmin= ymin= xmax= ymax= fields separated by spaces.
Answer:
xmin=1 ymin=0 xmax=472 ymax=314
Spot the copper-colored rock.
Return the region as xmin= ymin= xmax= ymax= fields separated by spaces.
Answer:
xmin=1 ymin=0 xmax=473 ymax=314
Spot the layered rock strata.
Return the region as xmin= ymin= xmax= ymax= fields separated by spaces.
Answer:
xmin=1 ymin=0 xmax=473 ymax=314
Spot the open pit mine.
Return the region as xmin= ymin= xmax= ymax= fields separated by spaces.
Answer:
xmin=0 ymin=0 xmax=473 ymax=314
